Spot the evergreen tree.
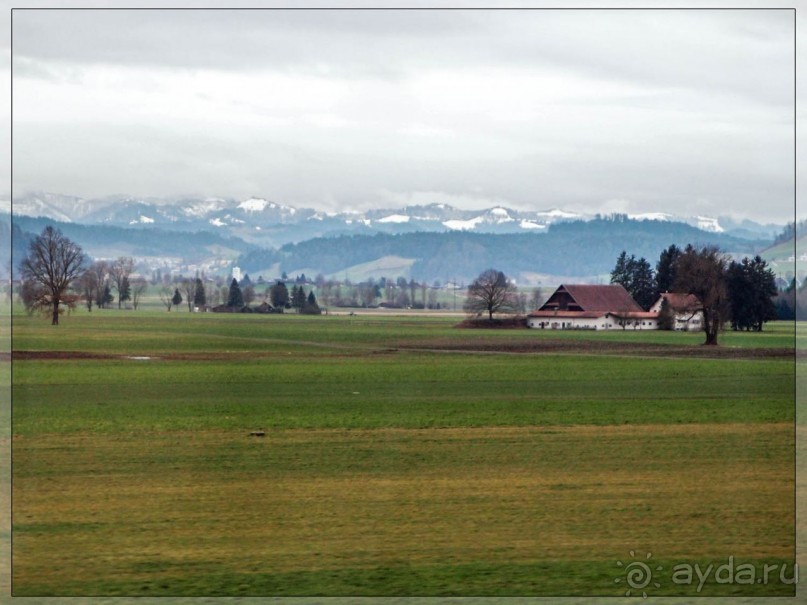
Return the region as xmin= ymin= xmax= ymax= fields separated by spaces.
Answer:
xmin=227 ymin=278 xmax=244 ymax=308
xmin=610 ymin=252 xmax=655 ymax=309
xmin=302 ymin=290 xmax=322 ymax=315
xmin=172 ymin=288 xmax=182 ymax=310
xmin=102 ymin=284 xmax=114 ymax=308
xmin=194 ymin=277 xmax=206 ymax=307
xmin=291 ymin=285 xmax=306 ymax=312
xmin=610 ymin=251 xmax=633 ymax=290
xmin=727 ymin=256 xmax=777 ymax=331
xmin=631 ymin=257 xmax=656 ymax=310
xmin=747 ymin=256 xmax=777 ymax=330
xmin=119 ymin=276 xmax=132 ymax=306
xmin=270 ymin=281 xmax=289 ymax=311
xmin=655 ymin=244 xmax=682 ymax=296
xmin=773 ymin=278 xmax=797 ymax=321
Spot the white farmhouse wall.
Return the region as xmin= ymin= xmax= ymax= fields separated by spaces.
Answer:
xmin=527 ymin=315 xmax=657 ymax=331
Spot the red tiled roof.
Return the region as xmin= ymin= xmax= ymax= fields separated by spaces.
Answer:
xmin=540 ymin=284 xmax=643 ymax=313
xmin=657 ymin=292 xmax=702 ymax=312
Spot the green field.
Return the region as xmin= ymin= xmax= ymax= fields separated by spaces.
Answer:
xmin=9 ymin=311 xmax=796 ymax=596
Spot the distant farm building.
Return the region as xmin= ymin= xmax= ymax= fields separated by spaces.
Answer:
xmin=527 ymin=284 xmax=657 ymax=330
xmin=648 ymin=292 xmax=703 ymax=332
xmin=527 ymin=284 xmax=703 ymax=331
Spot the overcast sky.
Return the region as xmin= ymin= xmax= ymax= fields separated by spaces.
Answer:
xmin=10 ymin=7 xmax=796 ymax=222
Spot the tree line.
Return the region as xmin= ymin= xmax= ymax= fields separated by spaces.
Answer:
xmin=461 ymin=244 xmax=780 ymax=346
xmin=609 ymin=244 xmax=778 ymax=344
xmin=15 ymin=226 xmax=783 ymax=343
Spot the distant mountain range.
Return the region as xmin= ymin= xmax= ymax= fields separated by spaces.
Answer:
xmin=5 ymin=192 xmax=790 ymax=285
xmin=10 ymin=191 xmax=784 ymax=248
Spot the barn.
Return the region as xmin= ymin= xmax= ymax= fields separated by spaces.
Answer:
xmin=527 ymin=284 xmax=659 ymax=331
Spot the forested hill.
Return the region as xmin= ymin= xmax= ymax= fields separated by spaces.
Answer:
xmin=236 ymin=217 xmax=768 ymax=283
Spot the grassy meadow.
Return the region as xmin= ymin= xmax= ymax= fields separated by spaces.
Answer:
xmin=9 ymin=309 xmax=796 ymax=596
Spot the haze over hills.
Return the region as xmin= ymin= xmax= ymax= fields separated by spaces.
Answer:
xmin=5 ymin=197 xmax=786 ymax=286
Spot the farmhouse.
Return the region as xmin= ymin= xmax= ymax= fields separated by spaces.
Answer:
xmin=648 ymin=292 xmax=703 ymax=332
xmin=527 ymin=284 xmax=658 ymax=330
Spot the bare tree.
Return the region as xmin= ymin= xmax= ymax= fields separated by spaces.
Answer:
xmin=19 ymin=226 xmax=86 ymax=325
xmin=130 ymin=277 xmax=149 ymax=310
xmin=427 ymin=287 xmax=439 ymax=309
xmin=78 ymin=269 xmax=99 ymax=311
xmin=85 ymin=261 xmax=109 ymax=309
xmin=18 ymin=279 xmax=45 ymax=315
xmin=529 ymin=287 xmax=544 ymax=311
xmin=673 ymin=245 xmax=730 ymax=346
xmin=243 ymin=285 xmax=256 ymax=306
xmin=158 ymin=286 xmax=174 ymax=312
xmin=109 ymin=257 xmax=134 ymax=309
xmin=463 ymin=269 xmax=519 ymax=321
xmin=181 ymin=278 xmax=196 ymax=311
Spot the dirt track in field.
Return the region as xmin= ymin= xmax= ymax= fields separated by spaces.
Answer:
xmin=397 ymin=338 xmax=796 ymax=360
xmin=8 ymin=338 xmax=795 ymax=362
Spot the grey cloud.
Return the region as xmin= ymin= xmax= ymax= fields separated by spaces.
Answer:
xmin=10 ymin=8 xmax=796 ymax=223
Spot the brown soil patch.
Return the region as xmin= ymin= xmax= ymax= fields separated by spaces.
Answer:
xmin=400 ymin=338 xmax=794 ymax=360
xmin=455 ymin=316 xmax=528 ymax=329
xmin=12 ymin=351 xmax=117 ymax=361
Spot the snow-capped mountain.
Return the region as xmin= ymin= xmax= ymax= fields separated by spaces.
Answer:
xmin=10 ymin=191 xmax=771 ymax=248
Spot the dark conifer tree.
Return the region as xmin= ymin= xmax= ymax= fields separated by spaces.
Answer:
xmin=227 ymin=278 xmax=244 ymax=308
xmin=302 ymin=290 xmax=322 ymax=314
xmin=102 ymin=284 xmax=115 ymax=308
xmin=270 ymin=281 xmax=289 ymax=311
xmin=292 ymin=285 xmax=306 ymax=312
xmin=610 ymin=251 xmax=633 ymax=290
xmin=727 ymin=256 xmax=777 ymax=331
xmin=194 ymin=277 xmax=206 ymax=307
xmin=119 ymin=276 xmax=132 ymax=306
xmin=172 ymin=288 xmax=183 ymax=310
xmin=655 ymin=244 xmax=682 ymax=296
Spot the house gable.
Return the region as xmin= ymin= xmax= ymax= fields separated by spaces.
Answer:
xmin=539 ymin=284 xmax=643 ymax=313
